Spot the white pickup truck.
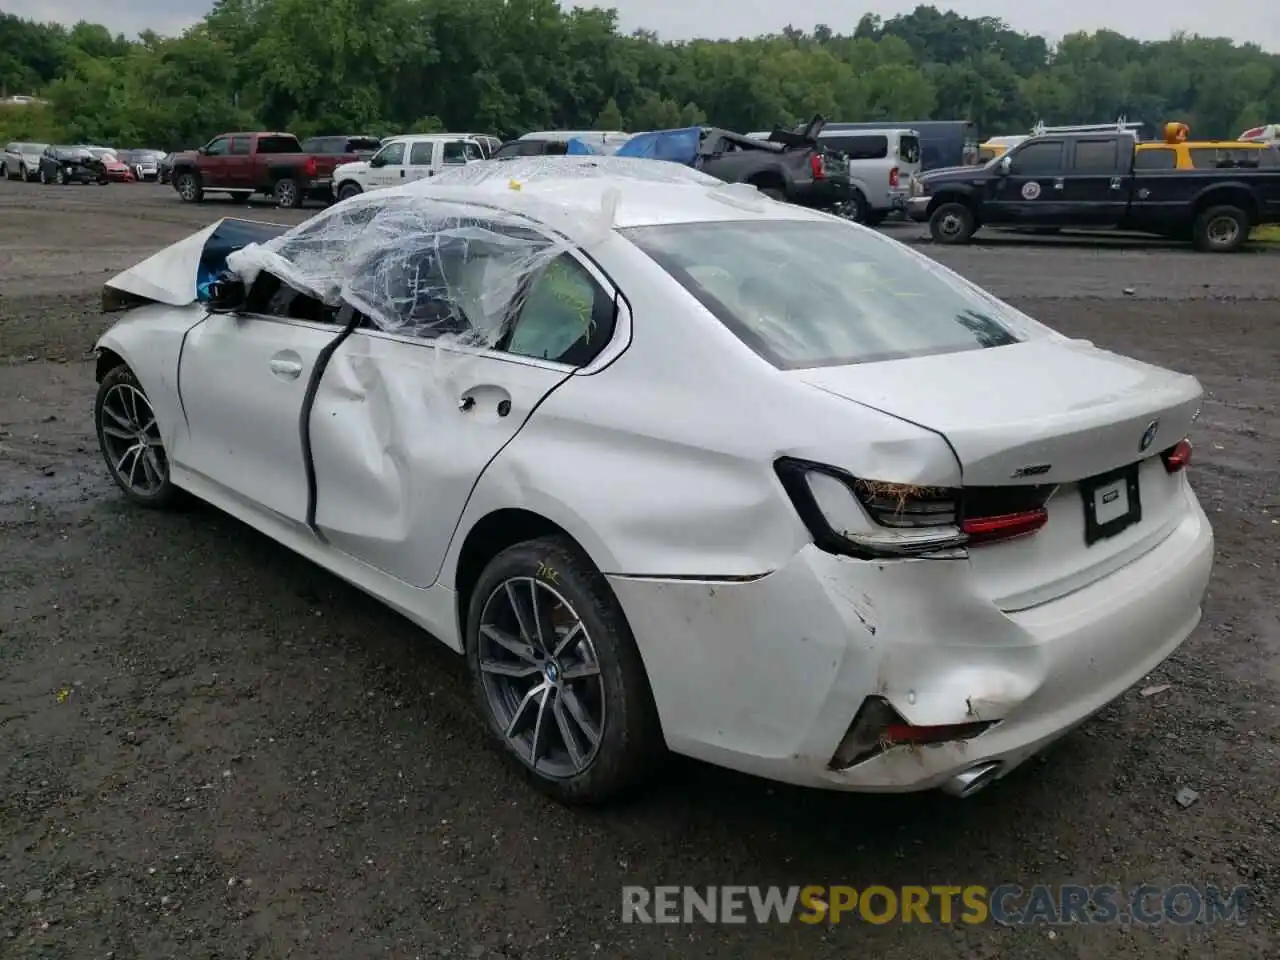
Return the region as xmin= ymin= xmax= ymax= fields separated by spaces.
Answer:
xmin=332 ymin=134 xmax=485 ymax=201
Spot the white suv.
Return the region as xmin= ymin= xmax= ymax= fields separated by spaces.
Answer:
xmin=332 ymin=134 xmax=485 ymax=201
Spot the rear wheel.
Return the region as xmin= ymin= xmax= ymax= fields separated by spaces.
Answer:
xmin=929 ymin=202 xmax=977 ymax=244
xmin=1193 ymin=205 xmax=1249 ymax=253
xmin=840 ymin=190 xmax=869 ymax=224
xmin=465 ymin=536 xmax=664 ymax=805
xmin=274 ymin=177 xmax=302 ymax=208
xmin=94 ymin=365 xmax=185 ymax=510
xmin=55 ymin=168 xmax=66 ymax=185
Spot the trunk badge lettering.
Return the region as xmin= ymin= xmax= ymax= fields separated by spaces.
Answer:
xmin=1012 ymin=464 xmax=1051 ymax=478
xmin=1140 ymin=419 xmax=1160 ymax=452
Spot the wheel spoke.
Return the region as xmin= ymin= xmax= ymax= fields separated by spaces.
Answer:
xmin=101 ymin=422 xmax=134 ymax=440
xmin=529 ymin=685 xmax=551 ymax=769
xmin=103 ymin=403 xmax=133 ymax=431
xmin=479 ymin=658 xmax=540 ymax=679
xmin=139 ymin=448 xmax=161 ymax=489
xmin=125 ymin=445 xmax=144 ymax=488
xmin=505 ymin=681 xmax=546 ymax=739
xmin=552 ymin=691 xmax=586 ymax=770
xmin=504 ymin=581 xmax=535 ymax=645
xmin=479 ymin=623 xmax=538 ymax=664
xmin=560 ymin=688 xmax=600 ymax=748
xmin=552 ymin=621 xmax=584 ymax=659
xmin=562 ymin=661 xmax=600 ymax=682
xmin=528 ymin=580 xmax=551 ymax=653
xmin=114 ymin=442 xmax=141 ymax=476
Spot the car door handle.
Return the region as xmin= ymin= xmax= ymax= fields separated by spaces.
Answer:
xmin=1053 ymin=179 xmax=1064 ymax=190
xmin=269 ymin=358 xmax=302 ymax=379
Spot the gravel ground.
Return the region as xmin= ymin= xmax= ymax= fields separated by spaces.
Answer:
xmin=1 ymin=181 xmax=1277 ymax=959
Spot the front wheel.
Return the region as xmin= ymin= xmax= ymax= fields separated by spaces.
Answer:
xmin=466 ymin=536 xmax=664 ymax=805
xmin=55 ymin=168 xmax=66 ymax=185
xmin=929 ymin=201 xmax=977 ymax=244
xmin=39 ymin=167 xmax=47 ymax=184
xmin=175 ymin=172 xmax=203 ymax=202
xmin=94 ymin=365 xmax=185 ymax=510
xmin=0 ymin=162 xmax=7 ymax=180
xmin=1193 ymin=205 xmax=1249 ymax=253
xmin=337 ymin=181 xmax=363 ymax=202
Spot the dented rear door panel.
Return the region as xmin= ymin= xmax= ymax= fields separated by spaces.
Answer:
xmin=307 ymin=332 xmax=573 ymax=588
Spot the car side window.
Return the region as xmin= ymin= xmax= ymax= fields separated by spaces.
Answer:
xmin=376 ymin=141 xmax=406 ymax=165
xmin=1134 ymin=148 xmax=1176 ymax=170
xmin=409 ymin=141 xmax=434 ymax=165
xmin=1071 ymin=138 xmax=1119 ymax=173
xmin=230 ymin=137 xmax=251 ymax=156
xmin=204 ymin=137 xmax=230 ymax=157
xmin=442 ymin=141 xmax=470 ymax=164
xmin=465 ymin=142 xmax=484 ymax=162
xmin=1010 ymin=141 xmax=1064 ymax=175
xmin=244 ymin=271 xmax=341 ymax=325
xmin=503 ymin=255 xmax=616 ymax=366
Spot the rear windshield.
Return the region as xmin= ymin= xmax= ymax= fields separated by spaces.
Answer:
xmin=621 ymin=219 xmax=1027 ymax=369
xmin=257 ymin=136 xmax=301 ymax=154
xmin=898 ymin=135 xmax=921 ymax=164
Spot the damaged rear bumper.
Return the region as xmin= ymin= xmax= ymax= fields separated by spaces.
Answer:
xmin=607 ymin=487 xmax=1213 ymax=794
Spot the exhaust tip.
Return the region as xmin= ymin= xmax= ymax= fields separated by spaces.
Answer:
xmin=942 ymin=761 xmax=1002 ymax=798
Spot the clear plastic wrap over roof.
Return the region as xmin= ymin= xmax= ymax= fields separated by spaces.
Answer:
xmin=223 ymin=156 xmax=721 ymax=347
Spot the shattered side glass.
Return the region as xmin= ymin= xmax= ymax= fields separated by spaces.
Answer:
xmin=223 ymin=156 xmax=721 ymax=348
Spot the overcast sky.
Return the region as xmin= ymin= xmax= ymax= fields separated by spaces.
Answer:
xmin=6 ymin=0 xmax=1277 ymax=51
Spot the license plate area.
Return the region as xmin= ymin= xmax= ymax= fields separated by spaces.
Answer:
xmin=1080 ymin=463 xmax=1142 ymax=546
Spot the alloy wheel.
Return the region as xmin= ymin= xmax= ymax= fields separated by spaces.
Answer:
xmin=477 ymin=577 xmax=605 ymax=778
xmin=98 ymin=382 xmax=168 ymax=497
xmin=276 ymin=181 xmax=297 ymax=207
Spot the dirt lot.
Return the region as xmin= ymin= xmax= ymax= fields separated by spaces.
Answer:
xmin=1 ymin=181 xmax=1278 ymax=959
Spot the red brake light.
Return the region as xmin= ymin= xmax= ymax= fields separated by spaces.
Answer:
xmin=961 ymin=508 xmax=1048 ymax=544
xmin=889 ymin=166 xmax=899 ymax=187
xmin=1161 ymin=438 xmax=1192 ymax=473
xmin=304 ymin=156 xmax=317 ymax=177
xmin=810 ymin=152 xmax=825 ymax=180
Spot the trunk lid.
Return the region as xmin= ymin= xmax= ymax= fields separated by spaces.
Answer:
xmin=796 ymin=338 xmax=1203 ymax=609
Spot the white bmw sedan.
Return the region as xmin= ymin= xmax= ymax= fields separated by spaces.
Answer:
xmin=93 ymin=156 xmax=1213 ymax=804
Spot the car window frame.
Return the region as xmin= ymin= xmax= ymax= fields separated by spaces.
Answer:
xmin=374 ymin=140 xmax=406 ymax=166
xmin=495 ymin=253 xmax=619 ymax=368
xmin=1009 ymin=139 xmax=1065 ymax=175
xmin=204 ymin=136 xmax=231 ymax=157
xmin=408 ymin=140 xmax=435 ymax=165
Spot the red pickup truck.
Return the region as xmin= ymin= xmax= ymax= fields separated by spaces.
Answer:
xmin=169 ymin=132 xmax=380 ymax=208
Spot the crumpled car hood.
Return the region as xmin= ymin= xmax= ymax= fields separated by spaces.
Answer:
xmin=103 ymin=218 xmax=288 ymax=311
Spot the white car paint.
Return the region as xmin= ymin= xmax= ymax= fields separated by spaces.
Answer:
xmin=96 ymin=157 xmax=1213 ymax=799
xmin=2 ymin=140 xmax=47 ymax=180
xmin=333 ymin=134 xmax=485 ymax=198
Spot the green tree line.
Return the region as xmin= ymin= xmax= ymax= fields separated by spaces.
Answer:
xmin=2 ymin=1 xmax=1278 ymax=150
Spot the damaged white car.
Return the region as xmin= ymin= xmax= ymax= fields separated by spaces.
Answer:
xmin=93 ymin=155 xmax=1214 ymax=804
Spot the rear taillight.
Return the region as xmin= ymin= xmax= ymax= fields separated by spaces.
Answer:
xmin=1161 ymin=438 xmax=1192 ymax=473
xmin=303 ymin=156 xmax=318 ymax=177
xmin=889 ymin=166 xmax=899 ymax=188
xmin=810 ymin=152 xmax=825 ymax=180
xmin=829 ymin=697 xmax=994 ymax=769
xmin=774 ymin=457 xmax=1055 ymax=558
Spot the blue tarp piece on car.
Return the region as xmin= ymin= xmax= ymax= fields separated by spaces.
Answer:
xmin=613 ymin=127 xmax=701 ymax=166
xmin=565 ymin=137 xmax=598 ymax=155
xmin=197 ymin=218 xmax=290 ymax=299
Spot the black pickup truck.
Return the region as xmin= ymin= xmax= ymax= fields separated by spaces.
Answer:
xmin=906 ymin=131 xmax=1280 ymax=252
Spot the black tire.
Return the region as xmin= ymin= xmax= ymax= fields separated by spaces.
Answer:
xmin=863 ymin=209 xmax=887 ymax=227
xmin=55 ymin=168 xmax=66 ymax=185
xmin=273 ymin=177 xmax=302 ymax=208
xmin=759 ymin=187 xmax=786 ymax=201
xmin=841 ymin=190 xmax=869 ymax=224
xmin=175 ymin=172 xmax=203 ymax=203
xmin=94 ymin=365 xmax=186 ymax=510
xmin=23 ymin=164 xmax=35 ymax=182
xmin=337 ymin=181 xmax=363 ymax=202
xmin=929 ymin=201 xmax=977 ymax=244
xmin=1192 ymin=205 xmax=1249 ymax=253
xmin=465 ymin=536 xmax=664 ymax=805
xmin=0 ymin=162 xmax=7 ymax=180
xmin=38 ymin=167 xmax=47 ymax=184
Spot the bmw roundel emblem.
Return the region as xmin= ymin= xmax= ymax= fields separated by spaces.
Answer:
xmin=1139 ymin=419 xmax=1160 ymax=452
